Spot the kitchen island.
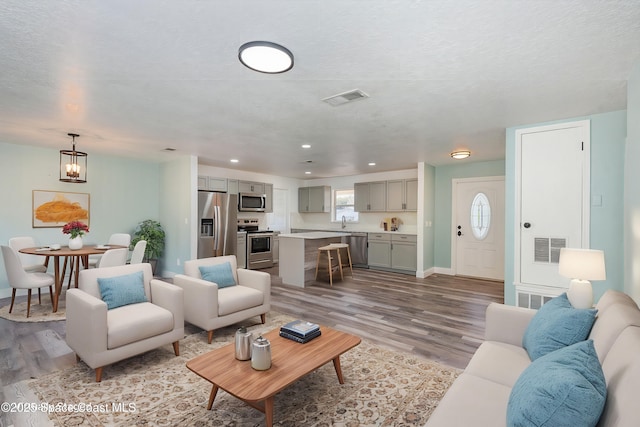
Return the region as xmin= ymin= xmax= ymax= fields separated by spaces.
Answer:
xmin=278 ymin=232 xmax=350 ymax=287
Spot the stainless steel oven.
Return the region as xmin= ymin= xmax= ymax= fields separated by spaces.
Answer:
xmin=247 ymin=232 xmax=274 ymax=270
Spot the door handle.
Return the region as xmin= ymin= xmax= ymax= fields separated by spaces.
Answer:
xmin=523 ymin=222 xmax=531 ymax=229
xmin=457 ymin=231 xmax=463 ymax=236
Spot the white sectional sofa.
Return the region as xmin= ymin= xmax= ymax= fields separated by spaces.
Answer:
xmin=426 ymin=290 xmax=640 ymax=427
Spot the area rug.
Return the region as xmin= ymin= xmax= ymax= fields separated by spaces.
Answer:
xmin=0 ymin=289 xmax=66 ymax=322
xmin=26 ymin=312 xmax=460 ymax=426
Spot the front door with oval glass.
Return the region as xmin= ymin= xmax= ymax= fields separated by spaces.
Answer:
xmin=454 ymin=177 xmax=505 ymax=281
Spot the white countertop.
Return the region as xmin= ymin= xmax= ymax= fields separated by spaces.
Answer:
xmin=279 ymin=232 xmax=350 ymax=239
xmin=291 ymin=228 xmax=417 ymax=236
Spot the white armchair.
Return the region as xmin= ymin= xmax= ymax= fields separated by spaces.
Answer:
xmin=66 ymin=263 xmax=184 ymax=382
xmin=173 ymin=255 xmax=270 ymax=344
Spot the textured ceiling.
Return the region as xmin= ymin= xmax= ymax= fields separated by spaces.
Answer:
xmin=1 ymin=0 xmax=639 ymax=178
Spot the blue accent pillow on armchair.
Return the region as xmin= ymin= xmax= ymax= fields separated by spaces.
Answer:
xmin=507 ymin=339 xmax=606 ymax=427
xmin=199 ymin=262 xmax=237 ymax=288
xmin=98 ymin=270 xmax=148 ymax=310
xmin=523 ymin=293 xmax=597 ymax=360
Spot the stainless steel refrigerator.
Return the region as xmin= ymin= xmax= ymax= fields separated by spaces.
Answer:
xmin=198 ymin=191 xmax=238 ymax=258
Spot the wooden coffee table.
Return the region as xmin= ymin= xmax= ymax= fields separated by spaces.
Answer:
xmin=186 ymin=326 xmax=361 ymax=426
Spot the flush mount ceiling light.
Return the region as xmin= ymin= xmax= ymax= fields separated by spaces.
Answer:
xmin=59 ymin=133 xmax=87 ymax=183
xmin=238 ymin=41 xmax=294 ymax=74
xmin=450 ymin=150 xmax=471 ymax=160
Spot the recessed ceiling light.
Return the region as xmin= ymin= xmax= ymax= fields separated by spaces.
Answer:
xmin=450 ymin=150 xmax=471 ymax=160
xmin=305 ymin=171 xmax=311 ymax=175
xmin=230 ymin=159 xmax=239 ymax=163
xmin=238 ymin=41 xmax=294 ymax=74
xmin=301 ymin=144 xmax=311 ymax=149
xmin=368 ymin=162 xmax=376 ymax=166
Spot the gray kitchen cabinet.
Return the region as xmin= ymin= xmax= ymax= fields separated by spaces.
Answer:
xmin=227 ymin=179 xmax=239 ymax=194
xmin=298 ymin=187 xmax=310 ymax=212
xmin=264 ymin=183 xmax=273 ymax=213
xmin=237 ymin=232 xmax=247 ymax=269
xmin=405 ymin=179 xmax=418 ymax=211
xmin=367 ymin=233 xmax=391 ymax=268
xmin=368 ymin=233 xmax=416 ymax=272
xmin=391 ymin=234 xmax=417 ymax=271
xmin=355 ymin=181 xmax=386 ymax=212
xmin=198 ymin=176 xmax=228 ymax=192
xmin=298 ymin=186 xmax=330 ymax=212
xmin=239 ymin=181 xmax=265 ymax=194
xmin=386 ymin=179 xmax=418 ymax=211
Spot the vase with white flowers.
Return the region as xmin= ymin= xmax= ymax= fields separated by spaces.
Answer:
xmin=62 ymin=220 xmax=89 ymax=250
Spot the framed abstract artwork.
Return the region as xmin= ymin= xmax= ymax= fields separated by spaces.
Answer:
xmin=32 ymin=190 xmax=90 ymax=228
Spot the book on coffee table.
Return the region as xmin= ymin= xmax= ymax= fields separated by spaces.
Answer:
xmin=280 ymin=320 xmax=320 ymax=339
xmin=279 ymin=329 xmax=322 ymax=344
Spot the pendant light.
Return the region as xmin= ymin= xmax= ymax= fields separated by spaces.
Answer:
xmin=59 ymin=133 xmax=87 ymax=183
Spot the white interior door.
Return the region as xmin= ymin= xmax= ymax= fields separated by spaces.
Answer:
xmin=454 ymin=177 xmax=505 ymax=281
xmin=517 ymin=120 xmax=589 ymax=288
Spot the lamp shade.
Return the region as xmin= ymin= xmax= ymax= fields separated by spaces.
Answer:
xmin=558 ymin=248 xmax=606 ymax=281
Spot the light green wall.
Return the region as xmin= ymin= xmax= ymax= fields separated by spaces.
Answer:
xmin=505 ymin=110 xmax=627 ymax=305
xmin=625 ymin=63 xmax=640 ymax=302
xmin=434 ymin=160 xmax=506 ymax=269
xmin=0 ymin=142 xmax=161 ymax=297
xmin=423 ymin=163 xmax=436 ymax=271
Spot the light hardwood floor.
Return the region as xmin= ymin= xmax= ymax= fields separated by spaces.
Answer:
xmin=0 ymin=266 xmax=503 ymax=425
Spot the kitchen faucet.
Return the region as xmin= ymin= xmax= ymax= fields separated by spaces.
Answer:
xmin=341 ymin=215 xmax=346 ymax=229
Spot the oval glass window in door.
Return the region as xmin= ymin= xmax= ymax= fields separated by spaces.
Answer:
xmin=470 ymin=192 xmax=491 ymax=240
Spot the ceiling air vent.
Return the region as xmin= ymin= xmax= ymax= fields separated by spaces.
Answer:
xmin=322 ymin=89 xmax=369 ymax=106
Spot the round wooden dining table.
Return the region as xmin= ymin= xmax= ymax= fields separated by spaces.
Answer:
xmin=19 ymin=245 xmax=127 ymax=312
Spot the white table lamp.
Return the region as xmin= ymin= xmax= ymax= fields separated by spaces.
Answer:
xmin=558 ymin=248 xmax=606 ymax=309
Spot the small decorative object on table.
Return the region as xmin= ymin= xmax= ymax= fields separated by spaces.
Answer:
xmin=251 ymin=336 xmax=272 ymax=370
xmin=280 ymin=320 xmax=322 ymax=343
xmin=235 ymin=326 xmax=253 ymax=361
xmin=62 ymin=220 xmax=89 ymax=250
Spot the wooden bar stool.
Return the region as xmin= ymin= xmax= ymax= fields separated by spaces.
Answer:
xmin=315 ymin=245 xmax=343 ymax=286
xmin=329 ymin=243 xmax=353 ymax=278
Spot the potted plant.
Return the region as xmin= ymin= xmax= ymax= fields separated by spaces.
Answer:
xmin=130 ymin=219 xmax=165 ymax=273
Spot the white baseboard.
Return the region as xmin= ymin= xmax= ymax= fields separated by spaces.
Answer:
xmin=416 ymin=267 xmax=435 ymax=278
xmin=434 ymin=267 xmax=454 ymax=276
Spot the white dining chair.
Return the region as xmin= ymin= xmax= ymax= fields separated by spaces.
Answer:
xmin=129 ymin=240 xmax=147 ymax=264
xmin=8 ymin=237 xmax=48 ymax=273
xmin=88 ymin=233 xmax=131 ymax=267
xmin=96 ymin=248 xmax=128 ymax=268
xmin=1 ymin=245 xmax=55 ymax=317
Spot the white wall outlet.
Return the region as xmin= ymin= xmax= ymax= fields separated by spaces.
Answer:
xmin=176 ymin=258 xmax=181 ymax=266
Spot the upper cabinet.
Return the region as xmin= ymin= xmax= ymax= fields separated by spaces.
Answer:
xmin=239 ymin=181 xmax=265 ymax=194
xmin=298 ymin=186 xmax=331 ymax=213
xmin=264 ymin=183 xmax=273 ymax=213
xmin=356 ymin=179 xmax=417 ymax=212
xmin=198 ymin=176 xmax=228 ymax=192
xmin=354 ymin=181 xmax=386 ymax=212
xmin=227 ymin=179 xmax=239 ymax=195
xmin=386 ymin=179 xmax=418 ymax=211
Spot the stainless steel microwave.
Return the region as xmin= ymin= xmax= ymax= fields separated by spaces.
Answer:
xmin=238 ymin=192 xmax=266 ymax=212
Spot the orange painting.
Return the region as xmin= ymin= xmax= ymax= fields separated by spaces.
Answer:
xmin=33 ymin=190 xmax=90 ymax=228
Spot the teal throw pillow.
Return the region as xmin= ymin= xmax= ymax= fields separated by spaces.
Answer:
xmin=523 ymin=293 xmax=597 ymax=360
xmin=507 ymin=339 xmax=606 ymax=427
xmin=97 ymin=270 xmax=148 ymax=310
xmin=199 ymin=262 xmax=237 ymax=288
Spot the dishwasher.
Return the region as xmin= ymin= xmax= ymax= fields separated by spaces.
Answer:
xmin=343 ymin=232 xmax=368 ymax=268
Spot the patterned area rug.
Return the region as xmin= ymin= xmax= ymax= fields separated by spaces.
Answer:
xmin=26 ymin=312 xmax=460 ymax=426
xmin=0 ymin=289 xmax=66 ymax=322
